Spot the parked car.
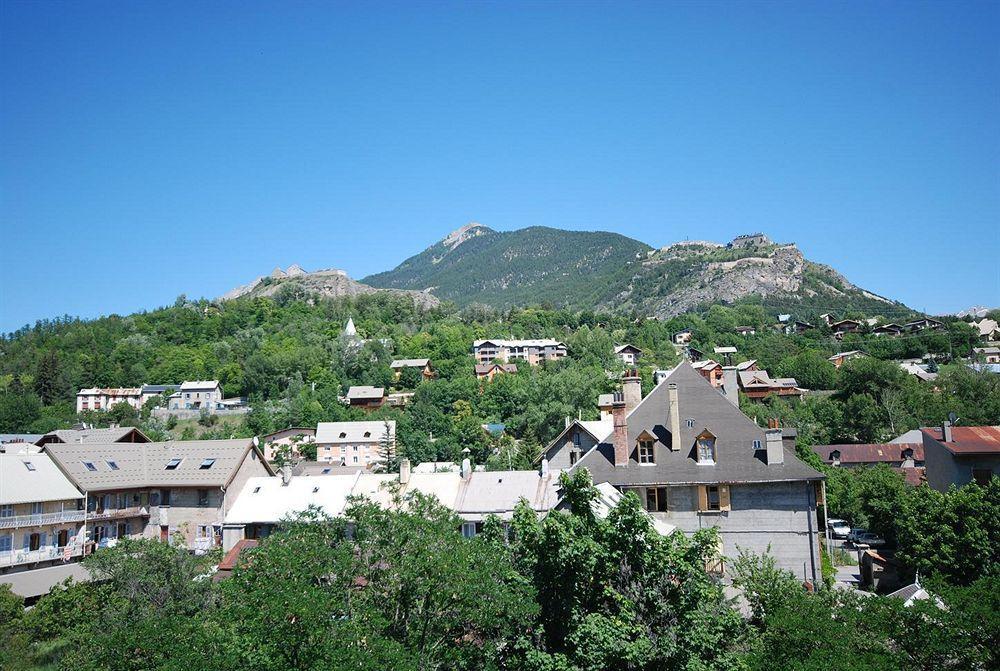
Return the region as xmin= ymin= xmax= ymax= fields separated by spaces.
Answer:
xmin=827 ymin=519 xmax=851 ymax=539
xmin=854 ymin=532 xmax=886 ymax=547
xmin=847 ymin=528 xmax=868 ymax=544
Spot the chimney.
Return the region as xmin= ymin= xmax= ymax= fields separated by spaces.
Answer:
xmin=280 ymin=464 xmax=292 ymax=486
xmin=942 ymin=421 xmax=953 ymax=442
xmin=399 ymin=458 xmax=411 ymax=485
xmin=540 ymin=458 xmax=549 ymax=478
xmin=668 ymin=384 xmax=681 ymax=452
xmin=765 ymin=428 xmax=784 ymax=465
xmin=612 ymin=392 xmax=629 ymax=467
xmin=565 ymin=416 xmax=572 ymax=428
xmin=622 ymin=368 xmax=642 ymax=412
xmin=460 ymin=457 xmax=472 ymax=480
xmin=721 ymin=367 xmax=739 ymax=407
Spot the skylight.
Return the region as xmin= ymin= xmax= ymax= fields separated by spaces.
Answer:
xmin=321 ymin=468 xmax=331 ymax=474
xmin=83 ymin=461 xmax=97 ymax=472
xmin=312 ymin=486 xmax=320 ymax=493
xmin=106 ymin=461 xmax=120 ymax=470
xmin=252 ymin=486 xmax=261 ymax=494
xmin=23 ymin=461 xmax=36 ymax=471
xmin=199 ymin=458 xmax=216 ymax=469
xmin=165 ymin=458 xmax=182 ymax=470
xmin=339 ymin=432 xmax=347 ymax=438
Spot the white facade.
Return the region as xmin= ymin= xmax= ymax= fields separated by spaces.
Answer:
xmin=169 ymin=381 xmax=223 ymax=411
xmin=76 ymin=388 xmax=143 ymax=413
xmin=314 ymin=421 xmax=396 ymax=467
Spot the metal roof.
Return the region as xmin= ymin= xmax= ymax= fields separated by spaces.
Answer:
xmin=179 ymin=380 xmax=220 ymax=391
xmin=346 ymin=386 xmax=385 ymax=400
xmin=0 ymin=451 xmax=84 ymax=505
xmin=922 ymin=426 xmax=1000 ymax=455
xmin=0 ymin=563 xmax=91 ymax=599
xmin=574 ymin=363 xmax=823 ymax=486
xmin=44 ymin=439 xmax=265 ymax=490
xmin=315 ymin=421 xmax=395 ymax=444
xmin=389 ymin=358 xmax=430 ymax=368
xmin=37 ymin=427 xmax=147 ymax=445
xmin=811 ymin=443 xmax=924 ymax=464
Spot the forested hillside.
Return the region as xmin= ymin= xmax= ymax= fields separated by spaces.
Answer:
xmin=0 ymin=292 xmax=994 ymax=472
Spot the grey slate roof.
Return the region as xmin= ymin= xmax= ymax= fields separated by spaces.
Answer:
xmin=574 ymin=362 xmax=823 ymax=486
xmin=0 ymin=563 xmax=91 ymax=599
xmin=44 ymin=439 xmax=267 ymax=491
xmin=37 ymin=427 xmax=147 ymax=445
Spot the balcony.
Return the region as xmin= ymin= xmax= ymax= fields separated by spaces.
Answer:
xmin=0 ymin=510 xmax=86 ymax=530
xmin=0 ymin=544 xmax=84 ymax=568
xmin=87 ymin=506 xmax=149 ymax=522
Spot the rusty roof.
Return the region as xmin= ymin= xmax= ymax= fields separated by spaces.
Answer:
xmin=217 ymin=539 xmax=259 ymax=571
xmin=922 ymin=426 xmax=1000 ymax=454
xmin=811 ymin=443 xmax=924 ymax=464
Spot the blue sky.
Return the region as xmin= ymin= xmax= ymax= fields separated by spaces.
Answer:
xmin=2 ymin=1 xmax=997 ymax=332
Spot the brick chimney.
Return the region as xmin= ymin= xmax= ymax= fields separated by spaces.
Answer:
xmin=399 ymin=458 xmax=411 ymax=485
xmin=612 ymin=392 xmax=629 ymax=467
xmin=765 ymin=428 xmax=784 ymax=465
xmin=668 ymin=383 xmax=681 ymax=452
xmin=622 ymin=368 xmax=642 ymax=412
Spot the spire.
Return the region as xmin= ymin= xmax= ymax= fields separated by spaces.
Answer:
xmin=344 ymin=318 xmax=357 ymax=337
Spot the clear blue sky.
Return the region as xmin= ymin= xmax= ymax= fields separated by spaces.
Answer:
xmin=2 ymin=1 xmax=998 ymax=332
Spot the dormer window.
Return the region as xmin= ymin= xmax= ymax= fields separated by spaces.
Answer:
xmin=686 ymin=418 xmax=695 ymax=428
xmin=339 ymin=432 xmax=347 ymax=439
xmin=752 ymin=440 xmax=761 ymax=450
xmin=830 ymin=450 xmax=841 ymax=465
xmin=363 ymin=431 xmax=371 ymax=438
xmin=637 ymin=432 xmax=656 ymax=464
xmin=696 ymin=430 xmax=716 ymax=465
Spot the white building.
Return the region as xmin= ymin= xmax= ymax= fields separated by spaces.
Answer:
xmin=169 ymin=381 xmax=223 ymax=411
xmin=76 ymin=388 xmax=143 ymax=413
xmin=314 ymin=421 xmax=396 ymax=467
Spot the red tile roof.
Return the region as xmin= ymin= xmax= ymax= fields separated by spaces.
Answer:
xmin=812 ymin=443 xmax=924 ymax=464
xmin=218 ymin=539 xmax=259 ymax=571
xmin=921 ymin=426 xmax=1000 ymax=454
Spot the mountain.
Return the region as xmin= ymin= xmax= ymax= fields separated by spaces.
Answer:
xmin=362 ymin=224 xmax=652 ymax=309
xmin=220 ymin=266 xmax=440 ymax=309
xmin=365 ymin=226 xmax=914 ymax=319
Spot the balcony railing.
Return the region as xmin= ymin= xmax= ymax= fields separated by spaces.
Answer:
xmin=0 ymin=510 xmax=86 ymax=530
xmin=0 ymin=544 xmax=84 ymax=568
xmin=87 ymin=506 xmax=149 ymax=522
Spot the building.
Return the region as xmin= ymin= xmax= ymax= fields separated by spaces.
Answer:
xmin=0 ymin=450 xmax=86 ymax=574
xmin=474 ymin=362 xmax=518 ymax=381
xmin=828 ymin=350 xmax=866 ymax=368
xmin=345 ymin=385 xmax=386 ymax=411
xmin=44 ymin=439 xmax=271 ymax=551
xmin=289 ymin=461 xmax=362 ymax=477
xmin=972 ymin=318 xmax=999 ymax=342
xmin=672 ymin=328 xmax=693 ymax=345
xmin=221 ymin=458 xmax=563 ymax=550
xmin=735 ymin=326 xmax=756 ymax=337
xmin=76 ymin=388 xmax=143 ymax=413
xmin=973 ymin=347 xmax=1000 ymax=364
xmin=36 ymin=426 xmax=150 ymax=447
xmin=614 ymin=344 xmax=643 ymax=366
xmin=728 ymin=233 xmax=770 ymax=249
xmin=259 ymin=427 xmax=316 ymax=462
xmin=899 ymin=361 xmax=938 ymax=382
xmin=904 ymin=318 xmax=944 ymax=333
xmin=810 ymin=442 xmax=925 ymax=486
xmin=169 ymin=380 xmax=224 ymax=411
xmin=921 ymin=423 xmax=1000 ymax=491
xmin=1 ymin=435 xmax=43 ymax=453
xmin=873 ymin=323 xmax=904 ymax=337
xmin=691 ymin=360 xmax=723 ymax=387
xmin=314 ymin=420 xmax=395 ymax=467
xmin=734 ymin=369 xmax=804 ymax=401
xmin=546 ymin=362 xmax=825 ymax=581
xmin=389 ymin=358 xmax=434 ymax=381
xmin=139 ymin=384 xmax=181 ymax=405
xmin=783 ymin=320 xmax=814 ymax=335
xmin=829 ymin=319 xmax=862 ymax=337
xmin=472 ymin=339 xmax=567 ymax=366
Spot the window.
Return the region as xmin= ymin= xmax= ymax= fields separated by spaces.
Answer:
xmin=23 ymin=461 xmax=36 ymax=471
xmin=638 ymin=438 xmax=655 ymax=464
xmin=57 ymin=529 xmax=69 ymax=547
xmin=83 ymin=461 xmax=97 ymax=472
xmin=972 ymin=469 xmax=994 ymax=486
xmin=686 ymin=418 xmax=695 ymax=428
xmin=197 ymin=490 xmax=209 ymax=507
xmin=0 ymin=536 xmax=11 ymax=552
xmin=645 ymin=487 xmax=668 ymax=512
xmin=197 ymin=525 xmax=210 ymax=539
xmin=160 ymin=489 xmax=171 ymax=506
xmin=149 ymin=491 xmax=161 ymax=506
xmin=29 ymin=533 xmax=41 ymax=551
xmin=165 ymin=458 xmax=182 ymax=470
xmin=752 ymin=440 xmax=761 ymax=450
xmin=461 ymin=522 xmax=477 ymax=539
xmin=199 ymin=458 xmax=216 ymax=470
xmin=573 ymin=432 xmax=581 ymax=447
xmin=30 ymin=502 xmax=43 ymax=515
xmin=106 ymin=460 xmax=120 ymax=470
xmin=339 ymin=432 xmax=347 ymax=439
xmin=353 ymin=456 xmax=358 ymax=464
xmin=363 ymin=431 xmax=371 ymax=438
xmin=0 ymin=505 xmax=13 ymax=518
xmin=696 ymin=432 xmax=716 ymax=464
xmin=698 ymin=485 xmax=731 ymax=512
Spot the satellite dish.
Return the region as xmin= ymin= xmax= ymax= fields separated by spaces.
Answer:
xmin=948 ymin=412 xmax=958 ymax=424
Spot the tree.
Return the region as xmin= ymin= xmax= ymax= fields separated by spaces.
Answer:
xmin=33 ymin=350 xmax=65 ymax=405
xmin=0 ymin=391 xmax=42 ymax=432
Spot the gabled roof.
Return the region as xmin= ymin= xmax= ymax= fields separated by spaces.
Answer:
xmin=315 ymin=421 xmax=395 ymax=444
xmin=260 ymin=427 xmax=316 ymax=442
xmin=574 ymin=363 xmax=823 ymax=486
xmin=828 ymin=350 xmax=865 ymax=361
xmin=614 ymin=344 xmax=642 ymax=354
xmin=44 ymin=439 xmax=267 ymax=491
xmin=290 ymin=461 xmax=363 ymax=477
xmin=473 ymin=338 xmax=565 ymax=348
xmin=37 ymin=426 xmax=149 ymax=445
xmin=346 ymin=386 xmax=385 ymax=400
xmin=180 ymin=380 xmax=220 ymax=391
xmin=389 ymin=358 xmax=430 ymax=368
xmin=974 ymin=319 xmax=999 ymax=337
xmin=921 ymin=426 xmax=1000 ymax=455
xmin=474 ymin=363 xmax=518 ymax=374
xmin=811 ymin=443 xmax=924 ymax=464
xmin=0 ymin=452 xmax=84 ymax=505
xmin=455 ymin=470 xmax=561 ymax=520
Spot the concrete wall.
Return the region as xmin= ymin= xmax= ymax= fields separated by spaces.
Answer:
xmin=153 ymin=487 xmax=225 ymax=546
xmin=625 ymin=480 xmax=820 ymax=582
xmin=224 ymin=449 xmax=271 ymax=516
xmin=545 ymin=426 xmax=599 ymax=470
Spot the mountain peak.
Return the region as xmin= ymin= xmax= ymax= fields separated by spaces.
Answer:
xmin=441 ymin=222 xmax=493 ymax=250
